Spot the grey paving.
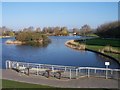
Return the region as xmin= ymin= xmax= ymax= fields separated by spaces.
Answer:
xmin=2 ymin=69 xmax=120 ymax=88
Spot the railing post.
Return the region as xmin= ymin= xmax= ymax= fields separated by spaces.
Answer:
xmin=111 ymin=70 xmax=113 ymax=74
xmin=12 ymin=62 xmax=15 ymax=69
xmin=70 ymin=69 xmax=71 ymax=79
xmin=79 ymin=68 xmax=81 ymax=73
xmin=52 ymin=66 xmax=54 ymax=71
xmin=6 ymin=61 xmax=8 ymax=69
xmin=88 ymin=68 xmax=90 ymax=77
xmin=27 ymin=63 xmax=29 ymax=68
xmin=11 ymin=62 xmax=13 ymax=68
xmin=106 ymin=66 xmax=108 ymax=79
xmin=23 ymin=65 xmax=25 ymax=68
xmin=79 ymin=68 xmax=81 ymax=77
xmin=65 ymin=67 xmax=66 ymax=71
xmin=39 ymin=64 xmax=41 ymax=69
xmin=23 ymin=65 xmax=25 ymax=74
xmin=37 ymin=66 xmax=39 ymax=75
xmin=95 ymin=69 xmax=96 ymax=73
xmin=8 ymin=61 xmax=11 ymax=69
xmin=16 ymin=62 xmax=19 ymax=69
xmin=76 ymin=69 xmax=78 ymax=78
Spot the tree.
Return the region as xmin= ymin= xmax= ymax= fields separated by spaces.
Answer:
xmin=0 ymin=27 xmax=2 ymax=36
xmin=53 ymin=27 xmax=61 ymax=36
xmin=80 ymin=24 xmax=91 ymax=37
xmin=61 ymin=27 xmax=69 ymax=36
xmin=23 ymin=28 xmax=28 ymax=32
xmin=42 ymin=27 xmax=48 ymax=33
xmin=0 ymin=26 xmax=14 ymax=36
xmin=28 ymin=26 xmax=34 ymax=31
xmin=8 ymin=31 xmax=15 ymax=36
xmin=95 ymin=21 xmax=120 ymax=38
xmin=35 ymin=27 xmax=41 ymax=32
xmin=47 ymin=27 xmax=53 ymax=34
xmin=80 ymin=24 xmax=92 ymax=43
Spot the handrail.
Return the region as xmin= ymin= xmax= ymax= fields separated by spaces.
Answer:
xmin=6 ymin=60 xmax=120 ymax=79
xmin=6 ymin=60 xmax=120 ymax=71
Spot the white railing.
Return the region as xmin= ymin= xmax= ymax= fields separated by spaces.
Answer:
xmin=6 ymin=60 xmax=120 ymax=79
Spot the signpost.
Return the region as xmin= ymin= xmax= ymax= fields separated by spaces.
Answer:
xmin=105 ymin=62 xmax=110 ymax=79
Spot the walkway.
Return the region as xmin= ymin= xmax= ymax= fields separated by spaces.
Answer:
xmin=2 ymin=69 xmax=119 ymax=88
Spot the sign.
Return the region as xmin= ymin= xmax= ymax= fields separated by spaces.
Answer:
xmin=105 ymin=62 xmax=110 ymax=66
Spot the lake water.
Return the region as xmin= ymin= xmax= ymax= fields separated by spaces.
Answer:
xmin=1 ymin=36 xmax=120 ymax=69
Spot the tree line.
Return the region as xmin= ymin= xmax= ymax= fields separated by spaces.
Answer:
xmin=95 ymin=21 xmax=120 ymax=38
xmin=0 ymin=26 xmax=15 ymax=36
xmin=17 ymin=26 xmax=69 ymax=36
xmin=0 ymin=20 xmax=119 ymax=38
xmin=0 ymin=26 xmax=93 ymax=37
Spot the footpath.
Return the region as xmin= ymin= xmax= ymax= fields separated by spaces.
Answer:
xmin=2 ymin=69 xmax=119 ymax=88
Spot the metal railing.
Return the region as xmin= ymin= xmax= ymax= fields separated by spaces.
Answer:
xmin=6 ymin=60 xmax=120 ymax=79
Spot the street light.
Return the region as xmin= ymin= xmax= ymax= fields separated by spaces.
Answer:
xmin=105 ymin=62 xmax=110 ymax=79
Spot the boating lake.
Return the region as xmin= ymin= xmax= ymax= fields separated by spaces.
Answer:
xmin=1 ymin=36 xmax=120 ymax=69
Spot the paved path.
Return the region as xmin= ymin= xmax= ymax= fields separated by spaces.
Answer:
xmin=2 ymin=69 xmax=119 ymax=88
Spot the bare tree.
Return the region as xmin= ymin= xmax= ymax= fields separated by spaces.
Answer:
xmin=80 ymin=24 xmax=91 ymax=43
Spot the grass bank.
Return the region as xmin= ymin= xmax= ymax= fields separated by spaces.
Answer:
xmin=2 ymin=79 xmax=53 ymax=88
xmin=75 ymin=38 xmax=120 ymax=63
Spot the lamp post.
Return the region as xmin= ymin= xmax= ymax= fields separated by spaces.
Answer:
xmin=105 ymin=62 xmax=110 ymax=79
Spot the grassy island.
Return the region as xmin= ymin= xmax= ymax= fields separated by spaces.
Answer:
xmin=6 ymin=31 xmax=51 ymax=47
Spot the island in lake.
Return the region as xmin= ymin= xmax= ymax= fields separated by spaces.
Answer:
xmin=6 ymin=30 xmax=51 ymax=46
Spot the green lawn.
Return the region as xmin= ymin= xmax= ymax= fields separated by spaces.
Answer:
xmin=86 ymin=34 xmax=99 ymax=37
xmin=2 ymin=79 xmax=53 ymax=88
xmin=76 ymin=38 xmax=120 ymax=62
xmin=85 ymin=38 xmax=120 ymax=47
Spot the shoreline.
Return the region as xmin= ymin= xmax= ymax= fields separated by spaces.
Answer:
xmin=65 ymin=40 xmax=120 ymax=65
xmin=5 ymin=40 xmax=25 ymax=45
xmin=0 ymin=36 xmax=14 ymax=38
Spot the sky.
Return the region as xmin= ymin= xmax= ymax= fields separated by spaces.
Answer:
xmin=0 ymin=2 xmax=2 ymax=27
xmin=2 ymin=2 xmax=118 ymax=31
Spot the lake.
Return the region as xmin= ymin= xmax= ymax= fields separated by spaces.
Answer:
xmin=1 ymin=36 xmax=120 ymax=69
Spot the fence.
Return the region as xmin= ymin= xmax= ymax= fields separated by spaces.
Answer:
xmin=6 ymin=60 xmax=120 ymax=79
